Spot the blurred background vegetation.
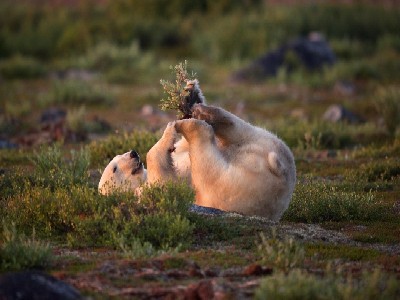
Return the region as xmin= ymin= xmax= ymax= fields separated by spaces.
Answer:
xmin=0 ymin=0 xmax=399 ymax=154
xmin=1 ymin=0 xmax=399 ymax=60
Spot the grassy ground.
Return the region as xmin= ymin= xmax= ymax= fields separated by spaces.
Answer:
xmin=1 ymin=1 xmax=400 ymax=298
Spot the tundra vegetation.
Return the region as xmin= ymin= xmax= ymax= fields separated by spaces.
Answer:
xmin=0 ymin=0 xmax=399 ymax=298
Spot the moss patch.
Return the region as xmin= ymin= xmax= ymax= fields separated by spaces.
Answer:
xmin=182 ymin=249 xmax=254 ymax=269
xmin=306 ymin=243 xmax=381 ymax=261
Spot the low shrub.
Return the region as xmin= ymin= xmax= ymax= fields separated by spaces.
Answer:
xmin=2 ymin=159 xmax=195 ymax=250
xmin=374 ymin=86 xmax=400 ymax=139
xmin=116 ymin=238 xmax=169 ymax=259
xmin=257 ymin=229 xmax=305 ymax=271
xmin=65 ymin=106 xmax=88 ymax=137
xmin=88 ymin=130 xmax=158 ymax=167
xmin=283 ymin=181 xmax=388 ymax=223
xmin=254 ymin=269 xmax=399 ymax=300
xmin=104 ymin=181 xmax=195 ymax=250
xmin=30 ymin=144 xmax=91 ymax=188
xmin=4 ymin=185 xmax=99 ymax=236
xmin=0 ymin=223 xmax=52 ymax=272
xmin=0 ymin=55 xmax=46 ymax=79
xmin=137 ymin=213 xmax=193 ymax=249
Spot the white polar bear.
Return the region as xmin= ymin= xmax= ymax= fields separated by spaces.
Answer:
xmin=99 ymin=81 xmax=296 ymax=220
xmin=98 ymin=150 xmax=147 ymax=195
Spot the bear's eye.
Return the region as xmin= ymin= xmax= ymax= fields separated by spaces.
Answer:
xmin=113 ymin=166 xmax=117 ymax=173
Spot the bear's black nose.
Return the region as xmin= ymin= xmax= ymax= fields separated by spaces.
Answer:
xmin=130 ymin=150 xmax=139 ymax=159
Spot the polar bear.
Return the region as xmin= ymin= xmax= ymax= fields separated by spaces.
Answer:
xmin=98 ymin=150 xmax=147 ymax=195
xmin=99 ymin=81 xmax=296 ymax=220
xmin=147 ymin=107 xmax=296 ymax=220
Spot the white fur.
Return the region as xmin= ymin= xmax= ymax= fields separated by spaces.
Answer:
xmin=98 ymin=151 xmax=147 ymax=195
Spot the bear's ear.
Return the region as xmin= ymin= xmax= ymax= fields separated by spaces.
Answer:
xmin=113 ymin=166 xmax=117 ymax=173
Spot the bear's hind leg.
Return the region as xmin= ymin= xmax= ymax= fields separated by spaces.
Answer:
xmin=175 ymin=119 xmax=228 ymax=203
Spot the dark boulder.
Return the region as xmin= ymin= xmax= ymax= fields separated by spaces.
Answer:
xmin=0 ymin=271 xmax=83 ymax=300
xmin=40 ymin=107 xmax=66 ymax=125
xmin=322 ymin=104 xmax=364 ymax=124
xmin=233 ymin=32 xmax=336 ymax=81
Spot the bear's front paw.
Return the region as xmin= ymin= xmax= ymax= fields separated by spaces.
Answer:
xmin=161 ymin=121 xmax=177 ymax=146
xmin=175 ymin=119 xmax=214 ymax=141
xmin=192 ymin=103 xmax=214 ymax=122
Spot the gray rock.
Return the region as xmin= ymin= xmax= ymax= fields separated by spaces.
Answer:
xmin=322 ymin=104 xmax=364 ymax=124
xmin=40 ymin=107 xmax=66 ymax=125
xmin=189 ymin=204 xmax=226 ymax=215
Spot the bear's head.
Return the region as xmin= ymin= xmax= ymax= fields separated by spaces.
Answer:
xmin=98 ymin=150 xmax=147 ymax=195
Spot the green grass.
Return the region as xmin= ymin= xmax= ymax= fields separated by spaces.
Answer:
xmin=182 ymin=249 xmax=252 ymax=269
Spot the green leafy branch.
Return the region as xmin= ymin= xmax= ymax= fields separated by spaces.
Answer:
xmin=159 ymin=61 xmax=196 ymax=119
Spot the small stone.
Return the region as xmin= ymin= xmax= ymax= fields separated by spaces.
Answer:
xmin=141 ymin=104 xmax=155 ymax=116
xmin=184 ymin=280 xmax=214 ymax=300
xmin=189 ymin=204 xmax=226 ymax=215
xmin=204 ymin=267 xmax=220 ymax=277
xmin=243 ymin=264 xmax=273 ymax=276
